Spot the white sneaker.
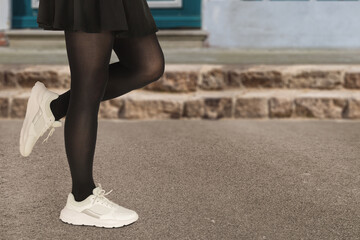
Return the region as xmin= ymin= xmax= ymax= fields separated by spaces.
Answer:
xmin=59 ymin=183 xmax=139 ymax=228
xmin=19 ymin=81 xmax=62 ymax=157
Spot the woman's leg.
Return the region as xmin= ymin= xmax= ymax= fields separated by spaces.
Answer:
xmin=63 ymin=30 xmax=114 ymax=202
xmin=50 ymin=33 xmax=165 ymax=121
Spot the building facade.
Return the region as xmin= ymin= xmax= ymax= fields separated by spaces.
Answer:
xmin=202 ymin=0 xmax=360 ymax=48
xmin=1 ymin=0 xmax=360 ymax=48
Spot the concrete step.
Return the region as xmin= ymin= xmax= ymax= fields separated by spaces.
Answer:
xmin=3 ymin=29 xmax=208 ymax=49
xmin=4 ymin=47 xmax=360 ymax=65
xmin=1 ymin=64 xmax=360 ymax=91
xmin=1 ymin=88 xmax=359 ymax=120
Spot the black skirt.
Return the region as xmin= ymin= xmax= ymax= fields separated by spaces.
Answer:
xmin=36 ymin=0 xmax=159 ymax=38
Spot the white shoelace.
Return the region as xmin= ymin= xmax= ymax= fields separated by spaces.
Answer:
xmin=42 ymin=121 xmax=62 ymax=144
xmin=93 ymin=183 xmax=115 ymax=208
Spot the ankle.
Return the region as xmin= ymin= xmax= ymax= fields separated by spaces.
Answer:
xmin=72 ymin=191 xmax=93 ymax=202
xmin=50 ymin=99 xmax=60 ymax=121
xmin=72 ymin=183 xmax=97 ymax=202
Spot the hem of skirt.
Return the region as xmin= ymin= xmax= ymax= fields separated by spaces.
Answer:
xmin=37 ymin=22 xmax=159 ymax=38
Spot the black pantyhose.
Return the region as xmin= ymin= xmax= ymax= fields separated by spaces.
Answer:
xmin=55 ymin=30 xmax=164 ymax=201
xmin=50 ymin=32 xmax=164 ymax=121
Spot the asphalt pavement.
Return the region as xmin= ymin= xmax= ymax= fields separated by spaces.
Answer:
xmin=1 ymin=119 xmax=360 ymax=240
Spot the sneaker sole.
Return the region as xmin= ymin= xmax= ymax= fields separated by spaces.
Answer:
xmin=59 ymin=207 xmax=139 ymax=228
xmin=19 ymin=82 xmax=43 ymax=157
xmin=19 ymin=81 xmax=58 ymax=157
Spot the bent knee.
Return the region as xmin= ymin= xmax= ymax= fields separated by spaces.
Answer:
xmin=142 ymin=57 xmax=165 ymax=82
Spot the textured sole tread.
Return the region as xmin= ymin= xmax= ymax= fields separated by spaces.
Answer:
xmin=59 ymin=219 xmax=136 ymax=228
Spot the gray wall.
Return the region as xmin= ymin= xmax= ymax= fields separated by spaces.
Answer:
xmin=202 ymin=0 xmax=360 ymax=48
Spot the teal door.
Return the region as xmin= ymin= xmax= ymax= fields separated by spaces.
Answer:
xmin=12 ymin=0 xmax=39 ymax=28
xmin=147 ymin=0 xmax=201 ymax=28
xmin=12 ymin=0 xmax=201 ymax=29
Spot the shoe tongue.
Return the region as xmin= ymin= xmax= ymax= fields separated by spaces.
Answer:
xmin=92 ymin=187 xmax=103 ymax=196
xmin=52 ymin=121 xmax=62 ymax=127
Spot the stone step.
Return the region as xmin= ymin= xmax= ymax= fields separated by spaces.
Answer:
xmin=4 ymin=47 xmax=360 ymax=65
xmin=1 ymin=64 xmax=360 ymax=92
xmin=1 ymin=88 xmax=359 ymax=120
xmin=4 ymin=29 xmax=208 ymax=49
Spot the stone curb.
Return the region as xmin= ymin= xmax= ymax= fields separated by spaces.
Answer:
xmin=1 ymin=88 xmax=359 ymax=120
xmin=1 ymin=64 xmax=360 ymax=92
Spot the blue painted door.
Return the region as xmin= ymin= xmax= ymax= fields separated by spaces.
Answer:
xmin=148 ymin=0 xmax=202 ymax=28
xmin=11 ymin=0 xmax=202 ymax=29
xmin=12 ymin=0 xmax=39 ymax=28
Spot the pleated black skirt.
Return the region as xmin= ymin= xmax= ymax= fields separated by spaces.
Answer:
xmin=36 ymin=0 xmax=159 ymax=38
